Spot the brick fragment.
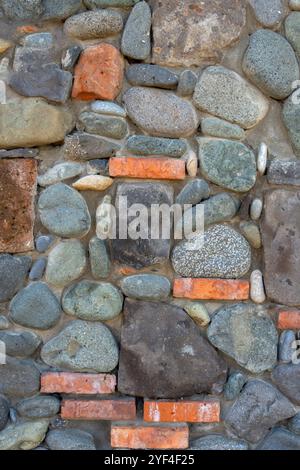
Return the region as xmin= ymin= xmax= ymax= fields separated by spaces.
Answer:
xmin=278 ymin=310 xmax=300 ymax=330
xmin=109 ymin=157 xmax=186 ymax=180
xmin=61 ymin=399 xmax=136 ymax=421
xmin=41 ymin=372 xmax=116 ymax=395
xmin=144 ymin=400 xmax=220 ymax=423
xmin=111 ymin=424 xmax=189 ymax=449
xmin=173 ymin=278 xmax=250 ymax=300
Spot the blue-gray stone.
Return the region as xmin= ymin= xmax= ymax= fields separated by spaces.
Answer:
xmin=272 ymin=363 xmax=300 ymax=405
xmin=120 ymin=274 xmax=171 ymax=301
xmin=10 ymin=282 xmax=61 ymax=330
xmin=78 ymin=112 xmax=127 ymax=139
xmin=46 ymin=429 xmax=96 ymax=451
xmin=0 ymin=331 xmax=41 ymax=358
xmin=126 ymin=135 xmax=187 ymax=157
xmin=38 ymin=162 xmax=84 ymax=187
xmin=2 ymin=0 xmax=43 ymax=19
xmin=29 ymin=258 xmax=47 ymax=281
xmin=91 ymin=101 xmax=126 ymax=118
xmin=0 ymin=357 xmax=40 ymax=398
xmin=0 ymin=255 xmax=31 ymax=302
xmin=45 ymin=240 xmax=87 ymax=287
xmin=257 ymin=427 xmax=300 ymax=450
xmin=64 ymin=132 xmax=120 ymax=160
xmin=13 ymin=46 xmax=58 ymax=72
xmin=289 ymin=412 xmax=300 ymax=435
xmin=121 ymin=1 xmax=151 ymax=60
xmin=16 ymin=396 xmax=60 ymax=419
xmin=35 ymin=235 xmax=55 ymax=253
xmin=176 ymin=179 xmax=210 ymax=206
xmin=0 ymin=396 xmax=9 ymax=432
xmin=177 ymin=70 xmax=198 ymax=97
xmin=42 ymin=0 xmax=83 ymax=21
xmin=249 ymin=0 xmax=287 ymax=28
xmin=285 ymin=12 xmax=300 ymax=56
xmin=61 ymin=46 xmax=82 ymax=72
xmin=21 ymin=33 xmax=54 ymax=48
xmin=224 ymin=372 xmax=247 ymax=400
xmin=190 ymin=435 xmax=248 ymax=451
xmin=279 ymin=330 xmax=296 ymax=363
xmin=86 ymin=159 xmax=109 ymax=175
xmin=89 ymin=237 xmax=111 ymax=279
xmin=201 ymin=117 xmax=245 ymax=140
xmin=126 ymin=64 xmax=178 ymax=90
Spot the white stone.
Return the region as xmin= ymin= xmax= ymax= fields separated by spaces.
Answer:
xmin=257 ymin=142 xmax=268 ymax=176
xmin=251 ymin=198 xmax=263 ymax=221
xmin=185 ymin=149 xmax=198 ymax=177
xmin=96 ymin=195 xmax=113 ymax=240
xmin=250 ymin=270 xmax=266 ymax=304
xmin=90 ymin=101 xmax=126 ymax=118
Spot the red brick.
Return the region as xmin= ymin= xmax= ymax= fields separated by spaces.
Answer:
xmin=61 ymin=399 xmax=136 ymax=421
xmin=278 ymin=310 xmax=300 ymax=330
xmin=41 ymin=372 xmax=116 ymax=395
xmin=173 ymin=278 xmax=250 ymax=300
xmin=72 ymin=43 xmax=124 ymax=101
xmin=0 ymin=159 xmax=37 ymax=253
xmin=109 ymin=157 xmax=186 ymax=180
xmin=111 ymin=424 xmax=189 ymax=449
xmin=144 ymin=400 xmax=220 ymax=423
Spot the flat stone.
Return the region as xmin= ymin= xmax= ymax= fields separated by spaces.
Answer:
xmin=20 ymin=33 xmax=54 ymax=48
xmin=283 ymin=92 xmax=300 ymax=157
xmin=0 ymin=159 xmax=36 ymax=253
xmin=61 ymin=46 xmax=82 ymax=72
xmin=0 ymin=420 xmax=49 ymax=451
xmin=201 ymin=117 xmax=245 ymax=140
xmin=198 ymin=138 xmax=257 ymax=192
xmin=13 ymin=46 xmax=58 ymax=72
xmin=41 ymin=320 xmax=119 ymax=373
xmin=112 ymin=182 xmax=174 ymax=268
xmin=151 ymin=0 xmax=246 ymax=67
xmin=78 ymin=112 xmax=127 ymax=139
xmin=0 ymin=99 xmax=73 ymax=148
xmin=64 ymin=132 xmax=120 ymax=160
xmin=62 ymin=280 xmax=123 ymax=321
xmin=249 ymin=0 xmax=287 ymax=28
xmin=120 ymin=274 xmax=171 ymax=301
xmin=0 ymin=357 xmax=40 ymax=398
xmin=239 ymin=221 xmax=262 ymax=249
xmin=177 ymin=70 xmax=198 ymax=97
xmin=268 ymin=159 xmax=300 ymax=186
xmin=121 ymin=1 xmax=151 ymax=60
xmin=289 ymin=413 xmax=300 ymax=434
xmin=64 ymin=10 xmax=123 ymax=39
xmin=2 ymin=0 xmax=43 ymax=19
xmin=242 ymin=29 xmax=299 ymax=99
xmin=124 ymin=87 xmax=199 ymax=138
xmin=126 ymin=64 xmax=178 ymax=90
xmin=126 ymin=135 xmax=187 ymax=157
xmin=9 ymin=64 xmax=73 ymax=104
xmin=176 ymin=179 xmax=210 ymax=206
xmin=45 ymin=240 xmax=87 ymax=287
xmin=91 ymin=101 xmax=126 ymax=118
xmin=190 ymin=435 xmax=248 ymax=451
xmin=35 ymin=235 xmax=54 ymax=253
xmin=42 ymin=0 xmax=82 ymax=21
xmin=0 ymin=148 xmax=38 ymax=159
xmin=279 ymin=330 xmax=296 ymax=363
xmin=258 ymin=428 xmax=300 ymax=450
xmin=85 ymin=0 xmax=139 ymax=6
xmin=193 ymin=66 xmax=269 ymax=129
xmin=225 ymin=380 xmax=295 ymax=443
xmin=89 ymin=237 xmax=111 ymax=279
xmin=272 ymin=364 xmax=300 ymax=404
xmin=29 ymin=258 xmax=46 ymax=281
xmin=0 ymin=331 xmax=41 ymax=357
xmin=224 ymin=372 xmax=247 ymax=400
xmin=46 ymin=429 xmax=96 ymax=451
xmin=38 ymin=162 xmax=84 ymax=187
xmin=207 ymin=303 xmax=278 ymax=373
xmin=118 ymin=299 xmax=227 ymax=398
xmin=10 ymin=282 xmax=61 ymax=330
xmin=0 ymin=255 xmax=31 ymax=302
xmin=16 ymin=396 xmax=60 ymax=419
xmin=285 ymin=12 xmax=300 ymax=56
xmin=0 ymin=396 xmax=9 ymax=432
xmin=172 ymin=225 xmax=251 ymax=278
xmin=72 ymin=175 xmax=113 ymax=191
xmin=261 ymin=189 xmax=300 ymax=306
xmin=38 ymin=183 xmax=91 ymax=238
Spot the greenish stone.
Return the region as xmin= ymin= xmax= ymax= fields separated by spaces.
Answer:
xmin=283 ymin=91 xmax=300 ymax=157
xmin=45 ymin=240 xmax=86 ymax=287
xmin=0 ymin=420 xmax=49 ymax=451
xmin=120 ymin=274 xmax=171 ymax=301
xmin=126 ymin=135 xmax=187 ymax=157
xmin=201 ymin=117 xmax=245 ymax=140
xmin=285 ymin=13 xmax=300 ymax=56
xmin=224 ymin=372 xmax=247 ymax=400
xmin=89 ymin=237 xmax=111 ymax=279
xmin=240 ymin=221 xmax=262 ymax=249
xmin=16 ymin=396 xmax=60 ymax=419
xmin=78 ymin=112 xmax=127 ymax=140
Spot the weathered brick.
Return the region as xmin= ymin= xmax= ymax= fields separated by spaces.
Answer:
xmin=278 ymin=310 xmax=300 ymax=330
xmin=173 ymin=278 xmax=250 ymax=300
xmin=41 ymin=372 xmax=116 ymax=395
xmin=0 ymin=159 xmax=37 ymax=253
xmin=61 ymin=399 xmax=136 ymax=421
xmin=144 ymin=400 xmax=220 ymax=423
xmin=111 ymin=424 xmax=189 ymax=449
xmin=109 ymin=157 xmax=186 ymax=180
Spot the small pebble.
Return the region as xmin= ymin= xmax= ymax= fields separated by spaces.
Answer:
xmin=183 ymin=302 xmax=210 ymax=327
xmin=279 ymin=330 xmax=296 ymax=363
xmin=61 ymin=46 xmax=82 ymax=72
xmin=96 ymin=195 xmax=113 ymax=240
xmin=89 ymin=237 xmax=111 ymax=279
xmin=257 ymin=142 xmax=268 ymax=175
xmin=73 ymin=175 xmax=113 ymax=191
xmin=224 ymin=371 xmax=246 ymax=400
xmin=250 ymin=270 xmax=266 ymax=304
xmin=29 ymin=258 xmax=47 ymax=281
xmin=0 ymin=316 xmax=10 ymax=330
xmin=250 ymin=198 xmax=263 ymax=220
xmin=86 ymin=159 xmax=109 ymax=176
xmin=35 ymin=235 xmax=55 ymax=253
xmin=239 ymin=221 xmax=262 ymax=249
xmin=90 ymin=101 xmax=126 ymax=118
xmin=177 ymin=70 xmax=198 ymax=97
xmin=21 ymin=33 xmax=54 ymax=48
xmin=185 ymin=150 xmax=198 ymax=177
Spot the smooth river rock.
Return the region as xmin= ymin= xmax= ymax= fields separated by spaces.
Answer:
xmin=45 ymin=240 xmax=87 ymax=287
xmin=121 ymin=1 xmax=151 ymax=60
xmin=120 ymin=274 xmax=171 ymax=301
xmin=0 ymin=255 xmax=31 ymax=302
xmin=0 ymin=331 xmax=41 ymax=357
xmin=126 ymin=135 xmax=187 ymax=157
xmin=64 ymin=10 xmax=123 ymax=39
xmin=126 ymin=64 xmax=178 ymax=90
xmin=0 ymin=357 xmax=40 ymax=398
xmin=0 ymin=420 xmax=49 ymax=451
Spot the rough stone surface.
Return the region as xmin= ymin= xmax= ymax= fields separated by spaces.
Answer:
xmin=182 ymin=302 xmax=210 ymax=327
xmin=0 ymin=420 xmax=49 ymax=451
xmin=0 ymin=396 xmax=9 ymax=432
xmin=0 ymin=358 xmax=40 ymax=398
xmin=272 ymin=364 xmax=300 ymax=405
xmin=258 ymin=428 xmax=300 ymax=450
xmin=121 ymin=1 xmax=151 ymax=60
xmin=16 ymin=396 xmax=60 ymax=418
xmin=207 ymin=303 xmax=278 ymax=373
xmin=62 ymin=46 xmax=82 ymax=72
xmin=249 ymin=0 xmax=287 ymax=28
xmin=224 ymin=372 xmax=246 ymax=401
xmin=120 ymin=275 xmax=171 ymax=301
xmin=126 ymin=64 xmax=178 ymax=90
xmin=279 ymin=330 xmax=296 ymax=363
xmin=45 ymin=240 xmax=87 ymax=287
xmin=91 ymin=101 xmax=126 ymax=117
xmin=89 ymin=237 xmax=111 ymax=279
xmin=85 ymin=0 xmax=139 ymax=6
xmin=190 ymin=435 xmax=248 ymax=451
xmin=126 ymin=135 xmax=187 ymax=157
xmin=64 ymin=10 xmax=123 ymax=39
xmin=64 ymin=132 xmax=120 ymax=160
xmin=201 ymin=118 xmax=245 ymax=140
xmin=118 ymin=299 xmax=227 ymax=398
xmin=268 ymin=160 xmax=300 ymax=186
xmin=177 ymin=70 xmax=198 ymax=97
xmin=283 ymin=91 xmax=300 ymax=157
xmin=285 ymin=12 xmax=300 ymax=56
xmin=46 ymin=429 xmax=96 ymax=450
xmin=289 ymin=413 xmax=300 ymax=435
xmin=38 ymin=162 xmax=84 ymax=187
xmin=13 ymin=46 xmax=57 ymax=72
xmin=2 ymin=0 xmax=43 ymax=20
xmin=10 ymin=282 xmax=61 ymax=330
xmin=72 ymin=175 xmax=113 ymax=191
xmin=176 ymin=179 xmax=210 ymax=206
xmin=78 ymin=112 xmax=127 ymax=139
xmin=42 ymin=0 xmax=82 ymax=21
xmin=0 ymin=331 xmax=41 ymax=357
xmin=225 ymin=380 xmax=295 ymax=443
xmin=0 ymin=255 xmax=31 ymax=302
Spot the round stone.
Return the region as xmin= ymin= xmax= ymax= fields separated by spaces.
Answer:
xmin=249 ymin=0 xmax=287 ymax=28
xmin=35 ymin=235 xmax=54 ymax=253
xmin=126 ymin=135 xmax=187 ymax=157
xmin=0 ymin=420 xmax=49 ymax=451
xmin=64 ymin=10 xmax=123 ymax=40
xmin=45 ymin=240 xmax=87 ymax=287
xmin=250 ymin=269 xmax=266 ymax=304
xmin=120 ymin=274 xmax=171 ymax=301
xmin=250 ymin=198 xmax=263 ymax=221
xmin=182 ymin=302 xmax=210 ymax=327
xmin=38 ymin=183 xmax=91 ymax=238
xmin=177 ymin=70 xmax=198 ymax=97
xmin=91 ymin=101 xmax=126 ymax=118
xmin=62 ymin=280 xmax=123 ymax=321
xmin=239 ymin=221 xmax=262 ymax=249
xmin=126 ymin=64 xmax=178 ymax=90
xmin=16 ymin=396 xmax=60 ymax=419
xmin=0 ymin=255 xmax=31 ymax=302
xmin=78 ymin=112 xmax=127 ymax=139
xmin=279 ymin=330 xmax=296 ymax=363
xmin=2 ymin=0 xmax=43 ymax=20
xmin=0 ymin=331 xmax=41 ymax=357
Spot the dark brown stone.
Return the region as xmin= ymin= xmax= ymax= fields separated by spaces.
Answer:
xmin=0 ymin=159 xmax=37 ymax=253
xmin=117 ymin=299 xmax=227 ymax=398
xmin=272 ymin=364 xmax=300 ymax=405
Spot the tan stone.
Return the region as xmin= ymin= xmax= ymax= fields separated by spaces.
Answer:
xmin=0 ymin=39 xmax=13 ymax=54
xmin=73 ymin=175 xmax=113 ymax=191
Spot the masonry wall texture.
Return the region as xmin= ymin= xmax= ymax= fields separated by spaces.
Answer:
xmin=0 ymin=0 xmax=300 ymax=451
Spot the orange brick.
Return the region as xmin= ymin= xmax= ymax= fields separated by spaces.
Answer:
xmin=41 ymin=372 xmax=116 ymax=395
xmin=109 ymin=157 xmax=186 ymax=180
xmin=173 ymin=278 xmax=250 ymax=300
xmin=144 ymin=400 xmax=220 ymax=423
xmin=61 ymin=399 xmax=136 ymax=421
xmin=278 ymin=310 xmax=300 ymax=330
xmin=111 ymin=424 xmax=189 ymax=450
xmin=16 ymin=25 xmax=39 ymax=34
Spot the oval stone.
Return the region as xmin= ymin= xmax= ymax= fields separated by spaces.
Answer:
xmin=120 ymin=274 xmax=171 ymax=301
xmin=64 ymin=10 xmax=123 ymax=40
xmin=45 ymin=240 xmax=87 ymax=287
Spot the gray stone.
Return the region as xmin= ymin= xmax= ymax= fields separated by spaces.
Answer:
xmin=118 ymin=299 xmax=227 ymax=398
xmin=124 ymin=87 xmax=199 ymax=138
xmin=87 ymin=159 xmax=109 ymax=176
xmin=120 ymin=274 xmax=171 ymax=301
xmin=35 ymin=235 xmax=54 ymax=253
xmin=258 ymin=428 xmax=300 ymax=450
xmin=208 ymin=303 xmax=278 ymax=373
xmin=10 ymin=282 xmax=61 ymax=330
xmin=126 ymin=135 xmax=187 ymax=157
xmin=272 ymin=363 xmax=300 ymax=404
xmin=29 ymin=258 xmax=47 ymax=281
xmin=224 ymin=372 xmax=246 ymax=401
xmin=279 ymin=330 xmax=296 ymax=363
xmin=91 ymin=101 xmax=126 ymax=118
xmin=41 ymin=320 xmax=119 ymax=373
xmin=38 ymin=162 xmax=84 ymax=187
xmin=242 ymin=29 xmax=299 ymax=99
xmin=121 ymin=1 xmax=151 ymax=60
xmin=64 ymin=10 xmax=123 ymax=39
xmin=0 ymin=420 xmax=49 ymax=450
xmin=0 ymin=255 xmax=31 ymax=302
xmin=64 ymin=132 xmax=120 ymax=160
xmin=78 ymin=112 xmax=127 ymax=139
xmin=0 ymin=331 xmax=41 ymax=358
xmin=16 ymin=396 xmax=60 ymax=419
xmin=89 ymin=237 xmax=111 ymax=279
xmin=62 ymin=280 xmax=123 ymax=321
xmin=285 ymin=12 xmax=300 ymax=56
xmin=268 ymin=159 xmax=300 ymax=186
xmin=201 ymin=117 xmax=245 ymax=140
xmin=289 ymin=412 xmax=300 ymax=434
xmin=0 ymin=317 xmax=9 ymax=330
xmin=0 ymin=357 xmax=40 ymax=398
xmin=226 ymin=380 xmax=295 ymax=443
xmin=2 ymin=0 xmax=43 ymax=19
xmin=250 ymin=198 xmax=263 ymax=221
xmin=0 ymin=148 xmax=39 ymax=159
xmin=177 ymin=70 xmax=198 ymax=97
xmin=46 ymin=429 xmax=96 ymax=450
xmin=126 ymin=64 xmax=178 ymax=90
xmin=42 ymin=0 xmax=83 ymax=21
xmin=61 ymin=46 xmax=82 ymax=72
xmin=46 ymin=240 xmax=87 ymax=287
xmin=21 ymin=33 xmax=54 ymax=48
xmin=85 ymin=0 xmax=138 ymax=6
xmin=13 ymin=46 xmax=58 ymax=72
xmin=172 ymin=225 xmax=251 ymax=278
xmin=239 ymin=221 xmax=262 ymax=249
xmin=176 ymin=179 xmax=210 ymax=206
xmin=198 ymin=138 xmax=257 ymax=193
xmin=193 ymin=66 xmax=269 ymax=129
xmin=249 ymin=0 xmax=287 ymax=28
xmin=283 ymin=92 xmax=300 ymax=157
xmin=190 ymin=435 xmax=248 ymax=451
xmin=38 ymin=183 xmax=91 ymax=238
xmin=0 ymin=396 xmax=9 ymax=432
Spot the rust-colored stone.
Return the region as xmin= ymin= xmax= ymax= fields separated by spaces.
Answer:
xmin=144 ymin=400 xmax=220 ymax=423
xmin=72 ymin=43 xmax=124 ymax=101
xmin=173 ymin=278 xmax=250 ymax=300
xmin=61 ymin=399 xmax=136 ymax=420
xmin=109 ymin=157 xmax=186 ymax=180
xmin=41 ymin=372 xmax=116 ymax=394
xmin=111 ymin=424 xmax=189 ymax=449
xmin=0 ymin=159 xmax=37 ymax=253
xmin=278 ymin=310 xmax=300 ymax=330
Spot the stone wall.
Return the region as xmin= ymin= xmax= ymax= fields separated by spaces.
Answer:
xmin=0 ymin=0 xmax=300 ymax=451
